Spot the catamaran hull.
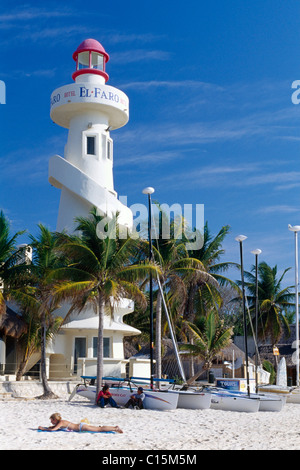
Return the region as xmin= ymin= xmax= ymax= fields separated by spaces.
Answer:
xmin=72 ymin=384 xmax=179 ymax=411
xmin=257 ymin=395 xmax=285 ymax=411
xmin=286 ymin=388 xmax=300 ymax=404
xmin=211 ymin=388 xmax=284 ymax=412
xmin=258 ymin=385 xmax=292 ymax=404
xmin=258 ymin=385 xmax=290 ymax=394
xmin=168 ymin=390 xmax=211 ymax=409
xmin=210 ymin=393 xmax=260 ymax=412
xmin=227 ymin=391 xmax=286 ymax=412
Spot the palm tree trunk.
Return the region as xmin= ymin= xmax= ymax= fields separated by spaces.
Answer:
xmin=96 ymin=295 xmax=105 ymax=403
xmin=16 ymin=358 xmax=28 ymax=381
xmin=156 ymin=289 xmax=162 ymax=384
xmin=189 ymin=338 xmax=195 ymax=378
xmin=38 ymin=309 xmax=57 ymax=399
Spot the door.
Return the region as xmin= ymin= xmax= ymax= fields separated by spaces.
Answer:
xmin=74 ymin=337 xmax=86 ymax=374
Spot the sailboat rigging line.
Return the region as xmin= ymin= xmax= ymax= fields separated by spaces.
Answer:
xmin=244 ymin=294 xmax=262 ymax=367
xmin=151 ymin=209 xmax=187 ymax=383
xmin=156 ymin=275 xmax=187 ymax=383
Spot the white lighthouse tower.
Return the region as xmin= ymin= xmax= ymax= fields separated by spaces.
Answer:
xmin=49 ymin=38 xmax=132 ymax=233
xmin=45 ymin=40 xmax=143 ymax=380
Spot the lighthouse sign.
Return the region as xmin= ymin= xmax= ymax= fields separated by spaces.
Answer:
xmin=51 ymin=83 xmax=128 ymax=108
xmin=79 ymin=86 xmax=122 ymax=103
xmin=50 ymin=83 xmax=129 ymax=129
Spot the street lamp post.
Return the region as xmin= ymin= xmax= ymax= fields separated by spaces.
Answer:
xmin=251 ymin=248 xmax=262 ymax=394
xmin=143 ymin=187 xmax=155 ymax=389
xmin=235 ymin=235 xmax=250 ymax=396
xmin=288 ymin=224 xmax=300 ymax=387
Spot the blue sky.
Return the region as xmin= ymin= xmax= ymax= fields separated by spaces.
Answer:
xmin=1 ymin=0 xmax=300 ymax=287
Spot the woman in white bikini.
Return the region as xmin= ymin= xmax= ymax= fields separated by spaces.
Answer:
xmin=38 ymin=413 xmax=123 ymax=433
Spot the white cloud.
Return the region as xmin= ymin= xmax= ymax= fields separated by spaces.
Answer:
xmin=121 ymin=80 xmax=223 ymax=91
xmin=112 ymin=49 xmax=172 ymax=64
xmin=108 ymin=32 xmax=165 ymax=45
xmin=0 ymin=6 xmax=75 ymax=22
xmin=254 ymin=205 xmax=300 ymax=215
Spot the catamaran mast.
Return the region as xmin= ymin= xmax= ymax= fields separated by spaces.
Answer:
xmin=143 ymin=187 xmax=155 ymax=389
xmin=251 ymin=249 xmax=262 ymax=394
xmin=236 ymin=235 xmax=250 ymax=397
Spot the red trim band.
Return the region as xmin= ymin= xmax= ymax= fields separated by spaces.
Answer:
xmin=72 ymin=69 xmax=109 ymax=82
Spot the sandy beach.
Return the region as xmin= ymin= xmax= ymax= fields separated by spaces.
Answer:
xmin=1 ymin=395 xmax=300 ymax=451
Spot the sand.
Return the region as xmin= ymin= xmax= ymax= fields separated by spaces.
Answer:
xmin=1 ymin=395 xmax=300 ymax=451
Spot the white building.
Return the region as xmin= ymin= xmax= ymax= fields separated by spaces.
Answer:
xmin=45 ymin=39 xmax=146 ymax=379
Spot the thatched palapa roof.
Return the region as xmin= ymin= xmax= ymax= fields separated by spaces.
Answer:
xmin=214 ymin=343 xmax=255 ymax=364
xmin=0 ymin=306 xmax=27 ymax=339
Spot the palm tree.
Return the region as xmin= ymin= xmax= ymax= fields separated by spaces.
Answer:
xmin=182 ymin=311 xmax=233 ymax=383
xmin=243 ymin=261 xmax=294 ymax=345
xmin=183 ymin=223 xmax=237 ymax=376
xmin=0 ymin=211 xmax=25 ymax=316
xmin=150 ymin=209 xmax=209 ymax=380
xmin=138 ymin=207 xmax=215 ymax=380
xmin=185 ymin=223 xmax=237 ymax=322
xmin=52 ymin=208 xmax=158 ymax=401
xmin=13 ymin=224 xmax=64 ymax=398
xmin=15 ymin=308 xmax=62 ymax=381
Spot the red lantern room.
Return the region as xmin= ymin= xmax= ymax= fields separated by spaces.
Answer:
xmin=72 ymin=39 xmax=110 ymax=82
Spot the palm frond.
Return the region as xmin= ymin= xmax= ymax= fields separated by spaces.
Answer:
xmin=52 ymin=280 xmax=96 ymax=304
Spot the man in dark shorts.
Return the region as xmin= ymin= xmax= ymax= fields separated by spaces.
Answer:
xmin=125 ymin=387 xmax=145 ymax=409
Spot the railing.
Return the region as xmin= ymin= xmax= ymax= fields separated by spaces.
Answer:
xmin=0 ymin=357 xmax=129 ymax=380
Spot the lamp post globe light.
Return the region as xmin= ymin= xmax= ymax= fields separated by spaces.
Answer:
xmin=235 ymin=235 xmax=248 ymax=243
xmin=288 ymin=225 xmax=300 ymax=387
xmin=142 ymin=187 xmax=155 ymax=195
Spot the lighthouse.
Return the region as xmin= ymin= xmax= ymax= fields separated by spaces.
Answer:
xmin=45 ymin=40 xmax=143 ymax=380
xmin=49 ymin=38 xmax=133 ymax=233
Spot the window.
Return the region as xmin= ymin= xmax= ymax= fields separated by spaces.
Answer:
xmin=86 ymin=136 xmax=95 ymax=155
xmin=83 ymin=132 xmax=98 ymax=158
xmin=93 ymin=337 xmax=110 ymax=358
xmin=77 ymin=51 xmax=90 ymax=70
xmin=91 ymin=52 xmax=104 ymax=70
xmin=77 ymin=51 xmax=104 ymax=71
xmin=107 ymin=139 xmax=112 ymax=160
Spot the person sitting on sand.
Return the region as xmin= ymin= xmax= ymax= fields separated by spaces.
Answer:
xmin=125 ymin=387 xmax=145 ymax=409
xmin=38 ymin=413 xmax=123 ymax=433
xmin=96 ymin=384 xmax=119 ymax=408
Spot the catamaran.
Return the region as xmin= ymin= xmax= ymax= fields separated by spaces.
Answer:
xmin=210 ymin=238 xmax=284 ymax=413
xmin=69 ymin=375 xmax=213 ymax=410
xmin=209 ymin=389 xmax=260 ymax=413
xmin=257 ymin=358 xmax=295 ymax=402
xmin=168 ymin=387 xmax=211 ymax=410
xmin=69 ymin=376 xmax=179 ymax=411
xmin=213 ymin=378 xmax=285 ymax=412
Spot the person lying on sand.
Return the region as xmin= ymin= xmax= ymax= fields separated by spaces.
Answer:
xmin=38 ymin=413 xmax=123 ymax=433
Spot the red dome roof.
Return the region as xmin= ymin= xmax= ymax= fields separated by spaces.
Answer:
xmin=72 ymin=39 xmax=109 ymax=63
